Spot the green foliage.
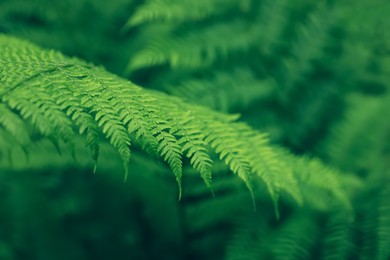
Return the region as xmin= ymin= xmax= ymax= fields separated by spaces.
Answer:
xmin=0 ymin=0 xmax=389 ymax=259
xmin=2 ymin=34 xmax=340 ymax=207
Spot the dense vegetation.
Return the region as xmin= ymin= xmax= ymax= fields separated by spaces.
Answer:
xmin=0 ymin=0 xmax=389 ymax=259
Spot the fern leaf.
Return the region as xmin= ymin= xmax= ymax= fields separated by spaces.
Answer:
xmin=202 ymin=120 xmax=256 ymax=203
xmin=128 ymin=19 xmax=261 ymax=71
xmin=280 ymin=5 xmax=333 ymax=94
xmin=324 ymin=94 xmax=390 ymax=172
xmin=170 ymin=112 xmax=213 ymax=188
xmin=280 ymin=150 xmax=357 ymax=213
xmin=0 ymin=34 xmax=290 ymax=204
xmin=155 ymin=126 xmax=183 ymax=198
xmin=127 ymin=0 xmax=245 ymax=26
xmin=377 ymin=175 xmax=390 ymax=260
xmin=0 ymin=34 xmax=358 ymax=211
xmin=0 ymin=103 xmax=30 ymax=145
xmin=227 ymin=212 xmax=319 ymax=260
xmin=239 ymin=128 xmax=303 ymax=217
xmin=165 ymin=69 xmax=275 ymax=112
xmin=321 ymin=211 xmax=354 ymax=260
xmin=267 ymin=213 xmax=319 ymax=260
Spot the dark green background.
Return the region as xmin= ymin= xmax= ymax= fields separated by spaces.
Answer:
xmin=0 ymin=0 xmax=389 ymax=259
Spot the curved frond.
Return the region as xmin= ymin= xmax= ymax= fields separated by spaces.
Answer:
xmin=1 ymin=34 xmax=303 ymax=204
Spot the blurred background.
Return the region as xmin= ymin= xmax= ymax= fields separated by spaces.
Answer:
xmin=0 ymin=0 xmax=389 ymax=259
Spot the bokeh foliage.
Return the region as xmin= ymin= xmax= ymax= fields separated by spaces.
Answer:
xmin=0 ymin=0 xmax=389 ymax=259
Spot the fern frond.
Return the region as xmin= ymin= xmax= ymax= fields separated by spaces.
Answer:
xmin=323 ymin=93 xmax=390 ymax=173
xmin=277 ymin=148 xmax=361 ymax=212
xmin=377 ymin=174 xmax=390 ymax=260
xmin=0 ymin=103 xmax=30 ymax=145
xmin=225 ymin=213 xmax=268 ymax=260
xmin=0 ymin=128 xmax=19 ymax=162
xmin=202 ymin=121 xmax=255 ymax=201
xmin=280 ymin=5 xmax=333 ymax=94
xmin=127 ymin=0 xmax=293 ymax=73
xmin=58 ymin=89 xmax=100 ymax=170
xmin=154 ymin=124 xmax=183 ymax=197
xmin=356 ymin=176 xmax=390 ymax=260
xmin=227 ymin=212 xmax=320 ymax=260
xmin=267 ymin=213 xmax=319 ymax=260
xmin=128 ymin=19 xmax=262 ymax=71
xmin=320 ymin=211 xmax=354 ymax=260
xmin=0 ymin=34 xmax=302 ymax=204
xmin=354 ymin=166 xmax=390 ymax=260
xmin=240 ymin=131 xmax=304 ymax=217
xmin=165 ymin=69 xmax=275 ymax=112
xmin=170 ymin=112 xmax=213 ymax=188
xmin=127 ymin=0 xmax=246 ymax=26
